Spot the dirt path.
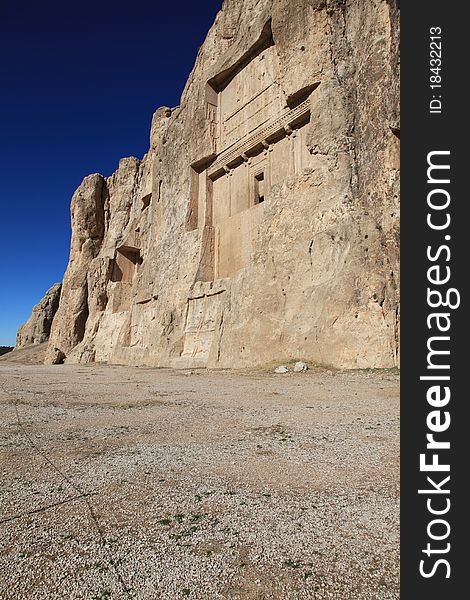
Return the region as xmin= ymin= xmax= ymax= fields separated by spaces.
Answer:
xmin=0 ymin=363 xmax=399 ymax=599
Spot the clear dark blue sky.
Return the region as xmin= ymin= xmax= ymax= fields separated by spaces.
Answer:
xmin=0 ymin=0 xmax=222 ymax=345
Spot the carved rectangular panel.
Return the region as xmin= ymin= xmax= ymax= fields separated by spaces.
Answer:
xmin=219 ymin=46 xmax=281 ymax=151
xmin=181 ymin=292 xmax=224 ymax=361
xmin=215 ymin=202 xmax=264 ymax=279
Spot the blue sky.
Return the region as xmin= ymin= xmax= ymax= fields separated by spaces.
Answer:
xmin=0 ymin=0 xmax=222 ymax=345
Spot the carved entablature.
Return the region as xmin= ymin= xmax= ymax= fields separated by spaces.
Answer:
xmin=207 ymin=98 xmax=312 ymax=181
xmin=188 ymin=20 xmax=318 ymax=281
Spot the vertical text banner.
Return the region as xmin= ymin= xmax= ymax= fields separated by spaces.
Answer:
xmin=401 ymin=1 xmax=467 ymax=597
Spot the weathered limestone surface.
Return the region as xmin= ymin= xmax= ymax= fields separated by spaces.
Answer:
xmin=16 ymin=283 xmax=61 ymax=348
xmin=41 ymin=0 xmax=400 ymax=369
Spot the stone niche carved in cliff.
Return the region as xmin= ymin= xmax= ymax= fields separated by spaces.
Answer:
xmin=188 ymin=21 xmax=316 ymax=281
xmin=111 ymin=245 xmax=142 ymax=313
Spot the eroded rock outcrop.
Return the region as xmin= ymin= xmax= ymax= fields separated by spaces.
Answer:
xmin=16 ymin=283 xmax=61 ymax=348
xmin=40 ymin=0 xmax=399 ymax=369
xmin=45 ymin=174 xmax=107 ymax=364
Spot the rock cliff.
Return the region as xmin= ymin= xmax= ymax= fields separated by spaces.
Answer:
xmin=32 ymin=0 xmax=399 ymax=368
xmin=16 ymin=283 xmax=61 ymax=348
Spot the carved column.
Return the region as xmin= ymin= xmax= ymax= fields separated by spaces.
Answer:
xmin=262 ymin=141 xmax=272 ymax=191
xmin=285 ymin=126 xmax=296 ymax=176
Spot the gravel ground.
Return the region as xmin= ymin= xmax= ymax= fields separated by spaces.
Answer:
xmin=0 ymin=363 xmax=399 ymax=599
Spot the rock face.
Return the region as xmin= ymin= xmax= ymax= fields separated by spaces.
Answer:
xmin=16 ymin=283 xmax=61 ymax=348
xmin=41 ymin=0 xmax=400 ymax=369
